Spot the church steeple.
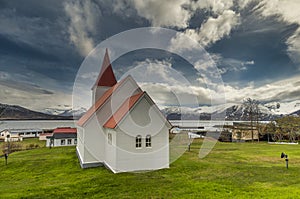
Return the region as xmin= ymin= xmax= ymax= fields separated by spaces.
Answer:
xmin=92 ymin=49 xmax=117 ymax=103
xmin=93 ymin=49 xmax=117 ymax=88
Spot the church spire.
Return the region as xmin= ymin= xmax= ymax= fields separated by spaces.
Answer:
xmin=93 ymin=49 xmax=117 ymax=88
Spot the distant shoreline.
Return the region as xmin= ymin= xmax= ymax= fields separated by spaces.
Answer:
xmin=0 ymin=118 xmax=75 ymax=121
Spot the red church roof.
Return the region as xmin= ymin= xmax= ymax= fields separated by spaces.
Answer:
xmin=92 ymin=49 xmax=117 ymax=88
xmin=104 ymin=92 xmax=144 ymax=129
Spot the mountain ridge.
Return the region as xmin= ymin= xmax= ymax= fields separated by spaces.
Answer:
xmin=161 ymin=100 xmax=300 ymax=120
xmin=0 ymin=103 xmax=74 ymax=120
xmin=1 ymin=100 xmax=300 ymax=120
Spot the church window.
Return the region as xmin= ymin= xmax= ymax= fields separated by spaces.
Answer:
xmin=146 ymin=135 xmax=151 ymax=148
xmin=108 ymin=133 xmax=112 ymax=145
xmin=136 ymin=135 xmax=142 ymax=148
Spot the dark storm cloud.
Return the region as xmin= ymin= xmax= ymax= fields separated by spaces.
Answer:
xmin=0 ymin=80 xmax=54 ymax=95
xmin=0 ymin=34 xmax=60 ymax=62
xmin=0 ymin=0 xmax=84 ymax=85
xmin=1 ymin=0 xmax=300 ymax=110
xmin=209 ymin=9 xmax=300 ymax=86
xmin=274 ymin=89 xmax=300 ymax=102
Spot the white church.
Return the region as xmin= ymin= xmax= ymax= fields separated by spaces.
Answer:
xmin=76 ymin=49 xmax=171 ymax=173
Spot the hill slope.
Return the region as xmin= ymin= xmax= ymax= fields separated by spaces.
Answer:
xmin=0 ymin=103 xmax=73 ymax=120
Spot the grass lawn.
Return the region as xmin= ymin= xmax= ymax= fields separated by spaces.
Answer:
xmin=0 ymin=140 xmax=300 ymax=198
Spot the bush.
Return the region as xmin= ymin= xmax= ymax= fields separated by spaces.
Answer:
xmin=1 ymin=142 xmax=22 ymax=153
xmin=26 ymin=143 xmax=36 ymax=150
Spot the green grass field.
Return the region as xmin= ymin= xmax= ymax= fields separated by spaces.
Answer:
xmin=1 ymin=140 xmax=300 ymax=198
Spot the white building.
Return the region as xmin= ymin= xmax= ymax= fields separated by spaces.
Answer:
xmin=16 ymin=129 xmax=43 ymax=138
xmin=39 ymin=133 xmax=53 ymax=141
xmin=76 ymin=49 xmax=171 ymax=173
xmin=46 ymin=127 xmax=77 ymax=147
xmin=0 ymin=130 xmax=23 ymax=142
xmin=0 ymin=129 xmax=44 ymax=142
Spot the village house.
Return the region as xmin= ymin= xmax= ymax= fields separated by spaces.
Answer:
xmin=39 ymin=133 xmax=54 ymax=141
xmin=76 ymin=49 xmax=171 ymax=173
xmin=16 ymin=129 xmax=43 ymax=138
xmin=46 ymin=127 xmax=77 ymax=147
xmin=0 ymin=129 xmax=23 ymax=142
xmin=230 ymin=122 xmax=259 ymax=142
xmin=0 ymin=129 xmax=44 ymax=142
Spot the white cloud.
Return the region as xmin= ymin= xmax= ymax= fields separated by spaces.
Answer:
xmin=255 ymin=0 xmax=300 ymax=66
xmin=192 ymin=10 xmax=240 ymax=47
xmin=286 ymin=29 xmax=300 ymax=64
xmin=223 ymin=75 xmax=300 ymax=103
xmin=130 ymin=0 xmax=191 ymax=28
xmin=120 ymin=59 xmax=206 ymax=106
xmin=80 ymin=72 xmax=98 ymax=79
xmin=64 ymin=0 xmax=101 ymax=56
xmin=245 ymin=60 xmax=255 ymax=65
xmin=0 ymin=83 xmax=72 ymax=112
xmin=113 ymin=0 xmax=240 ymax=52
xmin=256 ymin=0 xmax=300 ymax=24
xmin=128 ymin=59 xmax=300 ymax=107
xmin=236 ymin=0 xmax=254 ymax=10
xmin=191 ymin=0 xmax=234 ymax=15
xmin=123 ymin=59 xmax=190 ymax=86
xmin=169 ymin=10 xmax=240 ymax=51
xmin=213 ymin=56 xmax=254 ymax=75
xmin=168 ymin=32 xmax=199 ymax=53
xmin=0 ymin=70 xmax=74 ymax=111
xmin=139 ymin=82 xmax=212 ymax=106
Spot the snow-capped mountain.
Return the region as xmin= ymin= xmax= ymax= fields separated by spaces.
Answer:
xmin=43 ymin=107 xmax=87 ymax=118
xmin=264 ymin=100 xmax=300 ymax=115
xmin=0 ymin=103 xmax=72 ymax=120
xmin=161 ymin=100 xmax=300 ymax=120
xmin=59 ymin=107 xmax=87 ymax=117
xmin=2 ymin=100 xmax=300 ymax=121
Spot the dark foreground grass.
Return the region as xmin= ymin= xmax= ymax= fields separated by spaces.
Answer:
xmin=1 ymin=140 xmax=300 ymax=198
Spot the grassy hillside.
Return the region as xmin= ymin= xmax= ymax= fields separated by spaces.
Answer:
xmin=1 ymin=141 xmax=300 ymax=198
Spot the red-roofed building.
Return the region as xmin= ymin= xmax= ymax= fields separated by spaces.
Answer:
xmin=46 ymin=127 xmax=77 ymax=147
xmin=76 ymin=49 xmax=171 ymax=173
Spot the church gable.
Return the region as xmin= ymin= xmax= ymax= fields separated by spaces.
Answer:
xmin=104 ymin=91 xmax=144 ymax=129
xmin=104 ymin=91 xmax=171 ymax=131
xmin=77 ymin=75 xmax=142 ymax=127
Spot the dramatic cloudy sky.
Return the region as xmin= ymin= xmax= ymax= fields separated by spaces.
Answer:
xmin=1 ymin=0 xmax=300 ymax=111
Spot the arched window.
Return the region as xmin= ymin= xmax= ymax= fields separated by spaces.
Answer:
xmin=146 ymin=135 xmax=151 ymax=148
xmin=136 ymin=135 xmax=142 ymax=148
xmin=108 ymin=133 xmax=112 ymax=145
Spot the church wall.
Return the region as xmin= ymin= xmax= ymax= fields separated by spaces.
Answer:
xmin=104 ymin=129 xmax=117 ymax=170
xmin=82 ymin=116 xmax=106 ymax=163
xmin=113 ymin=96 xmax=169 ymax=173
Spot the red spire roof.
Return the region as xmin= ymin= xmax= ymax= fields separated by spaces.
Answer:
xmin=93 ymin=49 xmax=117 ymax=88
